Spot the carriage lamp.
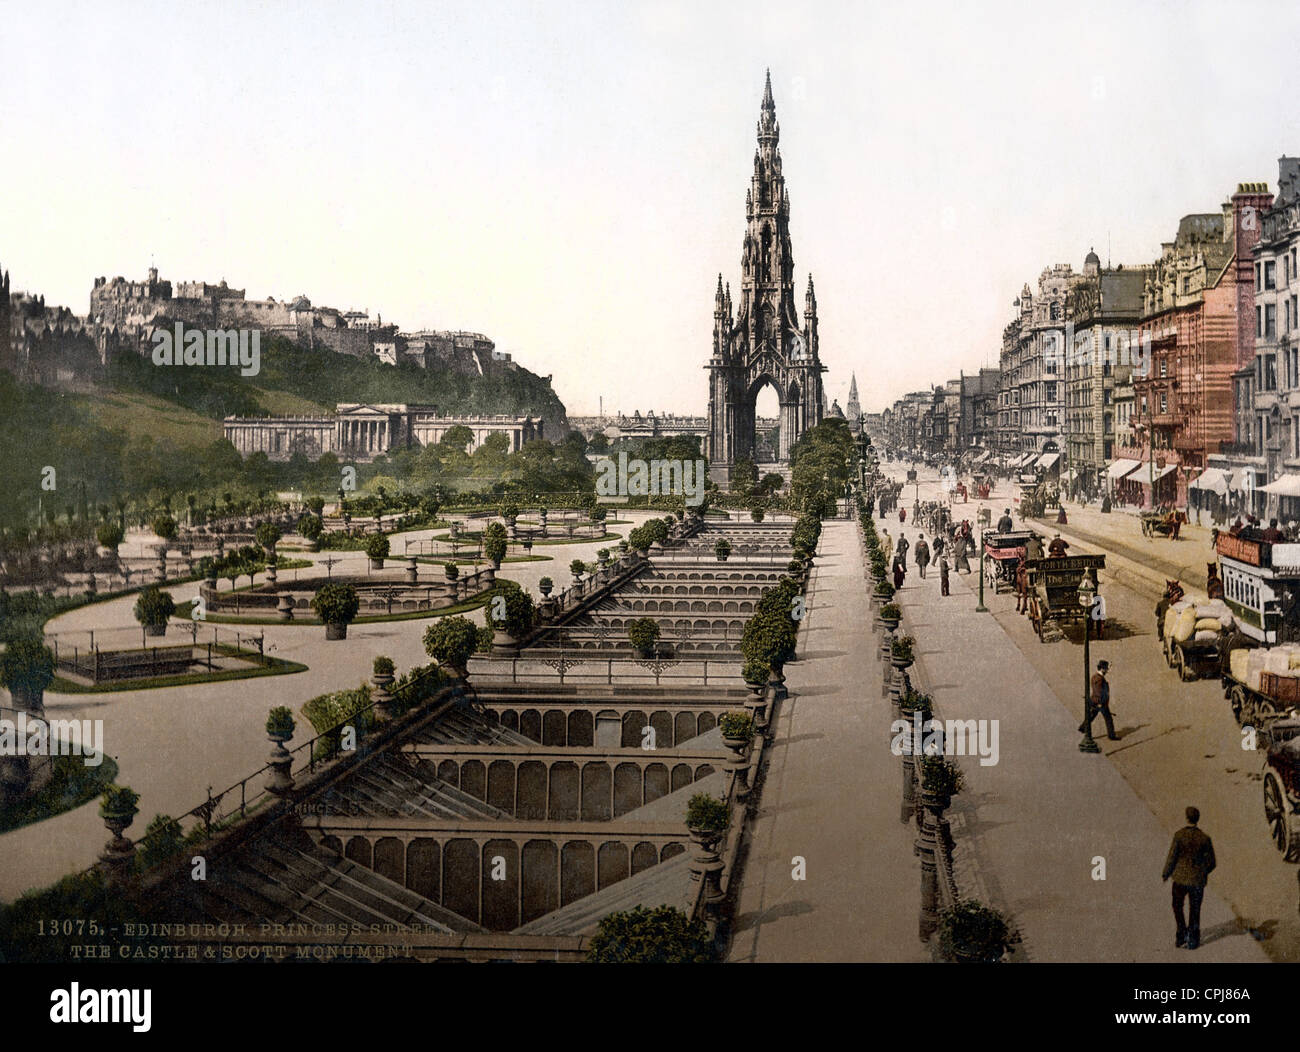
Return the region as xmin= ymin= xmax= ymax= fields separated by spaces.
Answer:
xmin=1077 ymin=573 xmax=1101 ymax=754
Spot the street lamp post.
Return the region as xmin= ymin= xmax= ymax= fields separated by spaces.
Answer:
xmin=976 ymin=528 xmax=988 ymax=613
xmin=1077 ymin=573 xmax=1100 ymax=754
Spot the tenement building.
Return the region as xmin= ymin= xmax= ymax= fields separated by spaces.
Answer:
xmin=1249 ymin=157 xmax=1300 ymax=521
xmin=1124 ymin=183 xmax=1270 ymax=507
xmin=1063 ymin=251 xmax=1146 ymax=498
xmin=223 ymin=403 xmax=545 ymax=462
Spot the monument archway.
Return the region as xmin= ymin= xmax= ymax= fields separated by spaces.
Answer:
xmin=705 ymin=72 xmax=825 ymax=488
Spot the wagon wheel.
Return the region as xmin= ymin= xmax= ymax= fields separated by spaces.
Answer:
xmin=1162 ymin=637 xmax=1173 ymax=668
xmin=1264 ymin=772 xmax=1300 ymax=862
xmin=1174 ymin=647 xmax=1191 ymax=682
xmin=1239 ymin=692 xmax=1271 ymax=731
xmin=1229 ymin=685 xmax=1248 ymax=725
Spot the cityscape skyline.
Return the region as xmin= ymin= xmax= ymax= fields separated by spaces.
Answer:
xmin=3 ymin=1 xmax=1300 ymax=418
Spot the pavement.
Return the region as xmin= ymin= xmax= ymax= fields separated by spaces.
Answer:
xmin=727 ymin=518 xmax=929 ymax=962
xmin=881 ymin=459 xmax=1270 ymax=962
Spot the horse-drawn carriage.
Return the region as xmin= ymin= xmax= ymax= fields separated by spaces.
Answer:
xmin=1140 ymin=508 xmax=1187 ymax=538
xmin=972 ymin=474 xmax=993 ymax=500
xmin=983 ymin=529 xmax=1037 ymax=594
xmin=1024 ymin=554 xmax=1107 ymax=642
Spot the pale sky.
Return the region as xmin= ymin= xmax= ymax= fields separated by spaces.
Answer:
xmin=3 ymin=0 xmax=1300 ymax=416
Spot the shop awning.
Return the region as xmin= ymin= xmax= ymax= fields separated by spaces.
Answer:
xmin=1036 ymin=452 xmax=1060 ymax=470
xmin=1230 ymin=468 xmax=1261 ymax=493
xmin=1188 ymin=467 xmax=1230 ymax=495
xmin=1260 ymin=473 xmax=1300 ymax=497
xmin=1106 ymin=458 xmax=1142 ymax=481
xmin=1139 ymin=463 xmax=1178 ymax=484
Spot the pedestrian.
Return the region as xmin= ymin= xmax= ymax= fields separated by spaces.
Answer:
xmin=939 ymin=554 xmax=950 ymax=596
xmin=881 ymin=527 xmax=893 ymax=564
xmin=954 ymin=533 xmax=971 ymax=574
xmin=933 ymin=533 xmax=945 ymax=559
xmin=899 ymin=507 xmax=906 ymax=524
xmin=1048 ymin=533 xmax=1069 ymax=558
xmin=914 ymin=535 xmax=930 ymax=579
xmin=1161 ymin=806 xmax=1217 ymax=950
xmin=1079 ymin=659 xmax=1119 ymax=741
xmin=1015 ymin=556 xmax=1029 ymax=613
xmin=997 ymin=507 xmax=1014 ymax=533
xmin=892 ymin=550 xmax=907 ymax=589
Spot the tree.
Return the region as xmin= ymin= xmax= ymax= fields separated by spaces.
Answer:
xmin=588 ymin=432 xmax=609 ymax=453
xmin=365 ymin=534 xmax=390 ymax=564
xmin=423 ymin=616 xmax=479 ymax=673
xmin=133 ymin=586 xmax=176 ymax=628
xmin=151 ymin=515 xmax=177 ymax=542
xmin=586 ymin=906 xmax=714 ymax=963
xmin=297 ymin=513 xmax=323 ymax=542
xmin=486 ymin=580 xmax=535 ymax=639
xmin=732 ymin=458 xmax=758 ymax=497
xmin=483 ymin=521 xmax=508 ymax=566
xmin=439 ymin=425 xmax=475 ymax=452
xmin=96 ymin=523 xmax=124 ymax=550
xmin=311 ymin=583 xmax=360 ymax=627
xmin=627 ymin=617 xmax=660 ymax=654
xmin=255 ymin=522 xmax=282 ymax=556
xmin=0 ymin=637 xmax=56 ymax=709
xmin=569 ymin=558 xmax=587 ymax=580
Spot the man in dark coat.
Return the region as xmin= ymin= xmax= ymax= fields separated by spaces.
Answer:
xmin=914 ymin=535 xmax=930 ymax=579
xmin=997 ymin=508 xmax=1014 ymax=533
xmin=1079 ymin=659 xmax=1118 ymax=740
xmin=1162 ymin=806 xmax=1217 ymax=950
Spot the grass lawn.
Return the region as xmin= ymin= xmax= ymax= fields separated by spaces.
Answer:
xmin=0 ymin=755 xmax=120 ymax=835
xmin=49 ymin=652 xmax=308 ymax=694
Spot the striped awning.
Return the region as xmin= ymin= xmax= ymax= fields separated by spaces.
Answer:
xmin=1188 ymin=468 xmax=1229 ymax=495
xmin=1260 ymin=473 xmax=1300 ymax=497
xmin=1106 ymin=458 xmax=1142 ymax=481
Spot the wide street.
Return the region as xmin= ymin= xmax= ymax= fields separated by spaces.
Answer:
xmin=883 ymin=457 xmax=1298 ymax=961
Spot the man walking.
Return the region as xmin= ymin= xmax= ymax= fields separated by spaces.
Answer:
xmin=1079 ymin=659 xmax=1118 ymax=741
xmin=914 ymin=534 xmax=930 ymax=579
xmin=939 ymin=553 xmax=950 ymax=597
xmin=997 ymin=507 xmax=1014 ymax=533
xmin=1162 ymin=806 xmax=1217 ymax=950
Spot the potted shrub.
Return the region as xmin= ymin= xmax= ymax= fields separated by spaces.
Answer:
xmin=422 ymin=615 xmax=479 ymax=676
xmin=714 ymin=539 xmax=732 ymax=562
xmin=96 ymin=522 xmax=124 ymax=555
xmin=311 ymin=582 xmax=360 ymax=640
xmin=133 ymin=585 xmax=176 ymax=637
xmin=487 ymin=581 xmax=535 ymax=647
xmin=890 ymin=634 xmax=915 ymax=668
xmin=749 ymin=504 xmax=766 ymax=523
xmin=570 ymin=558 xmax=587 ymax=582
xmin=501 ymin=503 xmax=519 ymax=524
xmin=618 ymin=539 xmax=629 ymax=554
xmin=788 ymin=558 xmax=803 ymax=575
xmin=100 ymin=783 xmax=140 ymax=823
xmin=0 ymin=637 xmax=56 ymax=713
xmin=900 ymin=688 xmax=932 ymax=720
xmin=938 ymin=900 xmax=1010 ymax=964
xmin=538 ymin=575 xmax=554 ymax=597
xmin=627 ymin=617 xmax=660 ymax=657
xmin=880 ymin=602 xmax=902 ymax=631
xmin=372 ymin=655 xmax=396 ymax=683
xmin=365 ymin=533 xmax=390 ymax=569
xmin=597 ymin=547 xmax=610 ymax=566
xmin=265 ymin=705 xmax=296 ymax=741
xmin=685 ymin=792 xmax=729 ymax=837
xmin=298 ymin=513 xmax=323 ymax=551
xmin=483 ymin=522 xmax=508 ymax=568
xmin=741 ymin=657 xmax=769 ymax=690
xmin=920 ymin=756 xmax=964 ymax=808
xmin=444 ymin=561 xmax=459 ymax=581
xmin=719 ymin=711 xmax=754 ymax=745
xmin=874 ymin=580 xmax=896 ymax=603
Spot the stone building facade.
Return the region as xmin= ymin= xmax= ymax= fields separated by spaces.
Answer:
xmin=223 ymin=403 xmax=545 ymax=462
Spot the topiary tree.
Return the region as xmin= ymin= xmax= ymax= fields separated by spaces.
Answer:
xmin=714 ymin=539 xmax=732 ymax=561
xmin=586 ymin=905 xmax=714 ymax=964
xmin=487 ymin=580 xmax=535 ymax=640
xmin=0 ymin=636 xmax=56 ymax=712
xmin=265 ymin=706 xmax=296 ymax=738
xmin=483 ymin=522 xmax=508 ymax=567
xmin=627 ymin=617 xmax=660 ymax=655
xmin=133 ymin=586 xmax=176 ymax=634
xmin=685 ymin=792 xmax=729 ymax=832
xmin=500 ymin=503 xmax=519 ymax=522
xmin=311 ymin=582 xmax=360 ymax=639
xmin=365 ymin=533 xmax=390 ymax=566
xmin=255 ymin=522 xmax=282 ymax=556
xmin=569 ymin=558 xmax=587 ymax=581
xmin=422 ymin=615 xmax=479 ymax=674
xmin=151 ymin=514 xmax=177 ymax=542
xmin=96 ymin=523 xmax=124 ymax=551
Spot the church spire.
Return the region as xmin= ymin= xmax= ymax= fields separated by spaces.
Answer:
xmin=757 ymin=69 xmax=779 ymax=147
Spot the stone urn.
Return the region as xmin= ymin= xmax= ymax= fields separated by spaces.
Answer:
xmin=372 ymin=672 xmax=397 ymax=722
xmin=265 ymin=728 xmax=295 ymax=795
xmin=881 ymin=613 xmax=900 ymax=634
xmin=687 ymin=825 xmax=726 ymax=905
xmin=276 ymin=595 xmax=294 ymax=622
xmin=538 ymin=580 xmax=553 ymax=598
xmin=405 ymin=557 xmax=418 ymax=584
xmin=492 ymin=627 xmax=519 ymax=654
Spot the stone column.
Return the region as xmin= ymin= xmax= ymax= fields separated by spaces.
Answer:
xmin=405 ymin=556 xmax=418 ymax=584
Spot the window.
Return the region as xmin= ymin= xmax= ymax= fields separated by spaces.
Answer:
xmin=1045 ymin=382 xmax=1057 ymax=402
xmin=1160 ymin=392 xmax=1168 ymax=413
xmin=1266 ymin=261 xmax=1277 ymax=290
xmin=1257 ymin=262 xmax=1263 ymax=291
xmin=1266 ymin=304 xmax=1277 ymax=339
xmin=1265 ymin=354 xmax=1278 ymax=391
xmin=1160 ymin=359 xmax=1168 ymax=377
